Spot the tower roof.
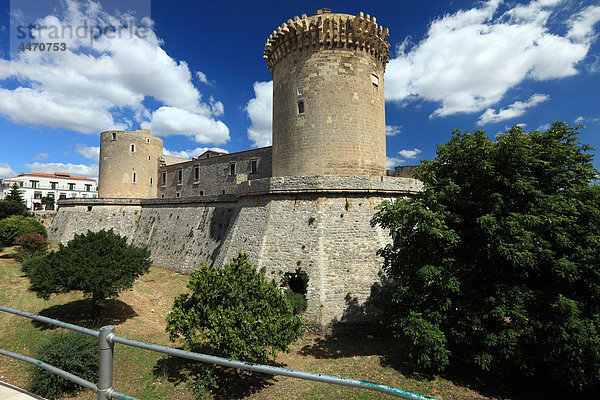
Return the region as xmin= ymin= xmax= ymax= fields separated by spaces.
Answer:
xmin=263 ymin=10 xmax=390 ymax=71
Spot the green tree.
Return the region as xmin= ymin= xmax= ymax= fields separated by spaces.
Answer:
xmin=0 ymin=215 xmax=46 ymax=246
xmin=372 ymin=122 xmax=600 ymax=392
xmin=166 ymin=253 xmax=304 ymax=364
xmin=5 ymin=183 xmax=25 ymax=204
xmin=41 ymin=196 xmax=55 ymax=210
xmin=25 ymin=229 xmax=152 ymax=311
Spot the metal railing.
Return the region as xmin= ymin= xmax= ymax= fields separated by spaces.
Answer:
xmin=0 ymin=305 xmax=436 ymax=400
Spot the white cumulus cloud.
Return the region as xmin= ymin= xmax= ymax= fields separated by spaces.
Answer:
xmin=76 ymin=145 xmax=100 ymax=160
xmin=0 ymin=163 xmax=16 ymax=178
xmin=0 ymin=0 xmax=228 ymax=144
xmin=477 ymin=93 xmax=550 ymax=125
xmin=25 ymin=162 xmax=98 ymax=180
xmin=385 ymin=0 xmax=600 ymax=118
xmin=163 ymin=147 xmax=229 ymax=159
xmin=386 ymin=125 xmax=402 ymax=136
xmin=147 ymin=106 xmax=229 ymax=145
xmin=397 ymin=148 xmax=422 ymax=159
xmin=246 ymin=81 xmax=273 ymax=148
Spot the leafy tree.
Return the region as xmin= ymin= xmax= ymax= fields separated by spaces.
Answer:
xmin=5 ymin=183 xmax=25 ymax=204
xmin=166 ymin=253 xmax=304 ymax=364
xmin=41 ymin=196 xmax=55 ymax=210
xmin=0 ymin=215 xmax=46 ymax=246
xmin=29 ymin=331 xmax=98 ymax=399
xmin=25 ymin=229 xmax=152 ymax=311
xmin=15 ymin=232 xmax=48 ymax=262
xmin=372 ymin=122 xmax=600 ymax=392
xmin=0 ymin=199 xmax=29 ymax=220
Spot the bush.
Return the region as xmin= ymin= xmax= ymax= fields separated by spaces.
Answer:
xmin=167 ymin=252 xmax=304 ymax=364
xmin=14 ymin=233 xmax=48 ymax=261
xmin=26 ymin=229 xmax=152 ymax=312
xmin=0 ymin=215 xmax=46 ymax=246
xmin=373 ymin=123 xmax=600 ymax=392
xmin=0 ymin=200 xmax=29 ymax=220
xmin=29 ymin=331 xmax=98 ymax=399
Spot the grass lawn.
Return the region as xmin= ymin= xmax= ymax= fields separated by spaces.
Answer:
xmin=1 ymin=245 xmax=520 ymax=400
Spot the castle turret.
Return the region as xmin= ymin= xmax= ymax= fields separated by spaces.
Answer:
xmin=98 ymin=129 xmax=163 ymax=198
xmin=264 ymin=9 xmax=390 ymax=177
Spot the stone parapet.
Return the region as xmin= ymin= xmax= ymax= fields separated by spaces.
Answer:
xmin=236 ymin=175 xmax=423 ymax=196
xmin=264 ymin=9 xmax=390 ymax=71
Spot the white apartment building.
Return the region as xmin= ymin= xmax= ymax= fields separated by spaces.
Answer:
xmin=0 ymin=172 xmax=97 ymax=210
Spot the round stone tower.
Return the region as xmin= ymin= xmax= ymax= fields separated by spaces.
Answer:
xmin=98 ymin=128 xmax=163 ymax=198
xmin=264 ymin=9 xmax=390 ymax=177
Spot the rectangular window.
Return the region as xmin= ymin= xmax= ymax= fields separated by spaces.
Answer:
xmin=371 ymin=73 xmax=379 ymax=87
xmin=34 ymin=192 xmax=42 ymax=199
xmin=31 ymin=180 xmax=38 ymax=188
xmin=111 ymin=132 xmax=117 ymax=140
xmin=85 ymin=184 xmax=91 ymax=191
xmin=19 ymin=181 xmax=23 ymax=187
xmin=194 ymin=166 xmax=200 ymax=181
xmin=59 ymin=193 xmax=66 ymax=199
xmin=229 ymin=163 xmax=236 ymax=176
xmin=250 ymin=159 xmax=258 ymax=174
xmin=132 ymin=172 xmax=137 ymax=183
xmin=177 ymin=169 xmax=183 ymax=183
xmin=68 ymin=183 xmax=75 ymax=190
xmin=50 ymin=182 xmax=57 ymax=189
xmin=149 ymin=178 xmax=153 ymax=185
xmin=162 ymin=172 xmax=167 ymax=185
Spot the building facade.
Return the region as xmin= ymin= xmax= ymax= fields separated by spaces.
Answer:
xmin=0 ymin=172 xmax=97 ymax=210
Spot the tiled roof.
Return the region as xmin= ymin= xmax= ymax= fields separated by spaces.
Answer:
xmin=13 ymin=173 xmax=96 ymax=182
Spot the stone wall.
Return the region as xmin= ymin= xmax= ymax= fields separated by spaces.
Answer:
xmin=50 ymin=176 xmax=421 ymax=330
xmin=158 ymin=147 xmax=272 ymax=198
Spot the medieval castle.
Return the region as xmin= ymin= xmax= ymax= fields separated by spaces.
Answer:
xmin=49 ymin=9 xmax=422 ymax=331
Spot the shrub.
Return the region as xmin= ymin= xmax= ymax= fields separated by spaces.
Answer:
xmin=167 ymin=252 xmax=304 ymax=364
xmin=0 ymin=200 xmax=29 ymax=220
xmin=26 ymin=229 xmax=152 ymax=312
xmin=14 ymin=233 xmax=48 ymax=261
xmin=0 ymin=215 xmax=46 ymax=246
xmin=29 ymin=331 xmax=98 ymax=399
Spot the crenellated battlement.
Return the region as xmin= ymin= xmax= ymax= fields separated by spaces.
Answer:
xmin=263 ymin=9 xmax=390 ymax=72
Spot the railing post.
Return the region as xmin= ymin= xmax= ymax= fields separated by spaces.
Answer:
xmin=98 ymin=325 xmax=115 ymax=400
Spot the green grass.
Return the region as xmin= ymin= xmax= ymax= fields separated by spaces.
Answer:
xmin=0 ymin=246 xmax=500 ymax=400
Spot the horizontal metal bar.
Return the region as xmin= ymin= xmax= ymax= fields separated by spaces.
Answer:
xmin=0 ymin=348 xmax=98 ymax=393
xmin=0 ymin=305 xmax=99 ymax=338
xmin=110 ymin=335 xmax=435 ymax=400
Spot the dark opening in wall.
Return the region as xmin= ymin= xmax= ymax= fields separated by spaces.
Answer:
xmin=111 ymin=132 xmax=116 ymax=140
xmin=282 ymin=268 xmax=309 ymax=314
xmin=298 ymin=100 xmax=305 ymax=114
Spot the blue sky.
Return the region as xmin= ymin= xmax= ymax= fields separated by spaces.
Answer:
xmin=0 ymin=0 xmax=599 ymax=180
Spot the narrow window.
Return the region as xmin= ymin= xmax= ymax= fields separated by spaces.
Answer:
xmin=177 ymin=169 xmax=183 ymax=182
xmin=297 ymin=87 xmax=304 ymax=96
xmin=194 ymin=166 xmax=200 ymax=181
xmin=298 ymin=101 xmax=305 ymax=115
xmin=132 ymin=172 xmax=136 ymax=183
xmin=162 ymin=172 xmax=166 ymax=185
xmin=200 ymin=190 xmax=204 ymax=196
xmin=150 ymin=177 xmax=153 ymax=185
xmin=19 ymin=181 xmax=23 ymax=187
xmin=176 ymin=192 xmax=180 ymax=198
xmin=230 ymin=163 xmax=236 ymax=176
xmin=251 ymin=159 xmax=258 ymax=174
xmin=111 ymin=132 xmax=117 ymax=140
xmin=146 ymin=138 xmax=150 ymax=143
xmin=161 ymin=194 xmax=165 ymax=199
xmin=87 ymin=206 xmax=93 ymax=212
xmin=371 ymin=73 xmax=379 ymax=87
xmin=68 ymin=183 xmax=74 ymax=190
xmin=131 ymin=144 xmax=135 ymax=152
xmin=148 ymin=156 xmax=151 ymax=161
xmin=222 ymin=189 xmax=225 ymax=195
